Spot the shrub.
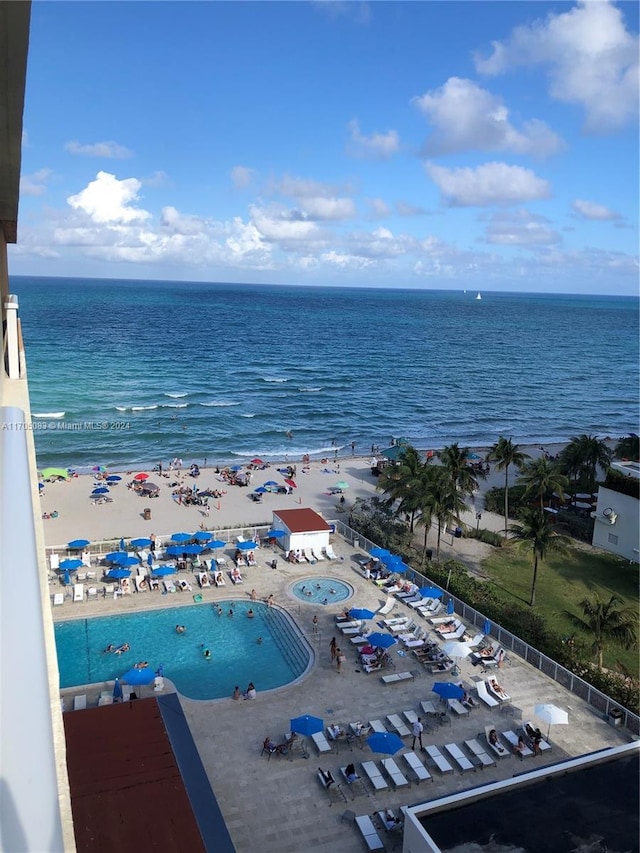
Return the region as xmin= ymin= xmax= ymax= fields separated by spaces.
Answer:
xmin=604 ymin=468 xmax=640 ymax=499
xmin=484 ymin=484 xmax=528 ymax=516
xmin=556 ymin=511 xmax=594 ymax=543
xmin=464 ymin=527 xmax=504 ymax=547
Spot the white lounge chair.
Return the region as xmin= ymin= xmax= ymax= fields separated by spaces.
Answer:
xmin=383 ymin=616 xmax=409 ymax=629
xmin=163 ymin=579 xmax=176 ymax=593
xmin=81 ymin=550 xmax=92 ymax=566
xmin=420 ymin=700 xmax=438 ymax=716
xmin=485 ymin=678 xmax=511 ymax=703
xmin=311 ymin=732 xmax=333 ymax=754
xmin=73 ymin=583 xmax=84 ymax=603
xmin=386 ymin=715 xmax=410 ymax=737
xmin=464 ymin=738 xmax=496 ymax=768
xmin=444 ymin=742 xmax=475 ymax=772
xmin=73 ymin=694 xmax=87 ymax=711
xmin=214 ymin=572 xmax=226 ymax=587
xmin=230 ymin=569 xmax=244 ymax=584
xmin=368 ymin=719 xmax=388 ymax=733
xmin=86 ymin=587 xmax=98 ymax=601
xmin=177 ymin=578 xmax=192 ymax=592
xmin=324 ymin=545 xmax=338 ymax=560
xmin=361 ymin=760 xmax=388 ymax=792
xmin=310 ymin=549 xmax=324 ymax=561
xmin=402 ymin=751 xmax=432 ymax=783
xmin=502 ymin=729 xmax=533 ymax=758
xmin=484 ymin=725 xmax=510 ymax=758
xmin=424 ymin=744 xmax=454 ymax=774
xmin=198 ymin=572 xmax=211 ymax=588
xmin=521 ymin=721 xmax=552 ymax=753
xmin=377 ymin=597 xmax=395 ymax=616
xmin=134 ymin=575 xmax=149 ymax=593
xmin=354 ymin=815 xmax=385 ymax=851
xmin=381 ymin=671 xmax=413 ymax=684
xmin=476 ymin=680 xmax=499 ymax=708
xmin=120 ymin=578 xmax=132 ymax=595
xmin=49 ymin=553 xmax=60 ymax=570
xmin=447 ymin=698 xmax=469 ymax=716
xmin=380 ymin=758 xmax=409 ymax=789
xmin=53 ymin=593 xmax=64 ymax=606
xmin=153 ymin=676 xmax=165 ymax=692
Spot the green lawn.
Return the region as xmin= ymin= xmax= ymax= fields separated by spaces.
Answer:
xmin=481 ymin=545 xmax=639 ymax=677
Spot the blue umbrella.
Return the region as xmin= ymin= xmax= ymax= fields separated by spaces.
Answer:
xmin=105 ymin=551 xmax=127 ymax=563
xmin=367 ymin=731 xmax=404 ymax=755
xmin=119 ymin=538 xmax=126 ymax=551
xmin=61 ymin=569 xmax=72 ymax=586
xmin=254 ymin=487 xmax=268 ymax=494
xmin=105 ymin=568 xmax=131 ymax=580
xmin=123 ymin=666 xmax=156 ymax=686
xmin=367 ymin=633 xmax=397 ymax=650
xmin=60 ymin=558 xmax=83 ymax=570
xmin=209 ymin=539 xmax=227 ymax=549
xmin=432 ymin=682 xmax=464 ymax=700
xmin=349 ymin=608 xmax=376 ymax=620
xmin=181 ymin=543 xmax=203 ymax=555
xmin=131 ymin=537 xmax=152 ymax=548
xmin=387 ymin=559 xmax=409 ymax=574
xmin=447 ymin=599 xmax=455 ymax=615
xmin=370 ymin=547 xmax=390 ymax=559
xmin=483 ymin=618 xmax=491 ymax=636
xmin=193 ymin=531 xmax=213 ymax=542
xmin=171 ymin=532 xmax=192 ymax=543
xmin=231 ymin=464 xmax=243 ymax=471
xmin=115 ymin=555 xmax=140 ymax=567
xmin=266 ymin=529 xmax=285 ymax=538
xmin=151 ymin=565 xmax=176 ymax=576
xmin=237 ymin=541 xmax=257 ymax=550
xmin=419 ymin=586 xmax=443 ymax=599
xmin=106 ymin=475 xmax=122 ymax=482
xmin=113 ymin=678 xmax=123 ymax=701
xmin=92 ymin=487 xmax=109 ymax=495
xmin=290 ymin=714 xmax=324 ymax=736
xmin=147 ymin=552 xmax=154 ymax=567
xmin=67 ymin=539 xmax=90 ymax=549
xmin=166 ymin=545 xmax=188 ymax=557
xmin=263 ymin=480 xmax=278 ymax=486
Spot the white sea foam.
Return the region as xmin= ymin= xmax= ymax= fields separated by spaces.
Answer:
xmin=200 ymin=401 xmax=240 ymax=407
xmin=298 ymin=387 xmax=322 ymax=392
xmin=115 ymin=406 xmax=128 ymax=412
xmin=241 ymin=413 xmax=256 ymax=418
xmin=131 ymin=405 xmax=158 ymax=411
xmin=164 ymin=392 xmax=188 ymax=398
xmin=32 ymin=412 xmax=65 ymax=418
xmin=163 ymin=402 xmax=189 ymax=408
xmin=262 ymin=377 xmax=288 ymax=383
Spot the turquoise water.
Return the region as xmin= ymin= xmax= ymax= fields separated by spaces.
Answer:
xmin=54 ymin=600 xmax=310 ymax=700
xmin=13 ymin=276 xmax=639 ymax=469
xmin=291 ymin=577 xmax=351 ymax=605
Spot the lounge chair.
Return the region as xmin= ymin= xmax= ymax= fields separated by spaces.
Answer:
xmin=120 ymin=578 xmax=131 ymax=595
xmin=153 ymin=676 xmax=165 ymax=692
xmin=340 ymin=765 xmax=367 ymax=798
xmin=464 ymin=738 xmax=496 ymax=768
xmin=324 ymin=545 xmax=338 ymax=560
xmin=386 ymin=715 xmax=410 ymax=737
xmin=484 ymin=725 xmax=510 ymax=758
xmin=380 ymin=758 xmax=409 ymax=789
xmin=363 ymin=660 xmax=386 ymax=674
xmin=73 ymin=583 xmax=84 ymax=603
xmin=310 ymin=549 xmax=324 ymax=561
xmin=368 ymin=719 xmax=388 ymax=733
xmin=149 ymin=577 xmax=160 ymax=591
xmin=402 ymin=751 xmax=432 ymax=783
xmin=377 ymin=596 xmax=395 ymax=616
xmin=163 ymin=579 xmax=176 ymax=593
xmin=502 ymin=729 xmax=533 ymax=758
xmin=214 ymin=572 xmax=226 ymax=587
xmin=355 ymin=815 xmax=384 ymax=851
xmin=86 ymin=587 xmax=98 ymax=601
xmin=443 ymin=743 xmax=475 ymax=772
xmin=424 ymin=745 xmax=454 ymax=774
xmin=476 ymin=680 xmax=499 ymax=708
xmin=447 ymin=698 xmax=469 ymax=716
xmin=381 ymin=671 xmax=413 ymax=684
xmin=73 ymin=694 xmax=87 ymax=711
xmin=349 ymin=635 xmax=370 ymax=645
xmin=230 ymin=569 xmax=244 ymax=584
xmin=341 ymin=624 xmax=365 ymax=635
xmin=177 ymin=578 xmax=192 ymax=592
xmin=391 ymin=619 xmax=416 ymax=635
xmin=361 ymin=760 xmax=388 ymax=792
xmin=198 ymin=572 xmax=211 ymax=588
xmin=520 ymin=721 xmax=552 ymax=753
xmin=53 ymin=593 xmax=64 ymax=606
xmin=134 ymin=575 xmax=149 ymax=593
xmin=383 ymin=616 xmax=409 ymax=629
xmin=485 ymin=678 xmax=511 ymax=703
xmin=98 ymin=694 xmax=113 ymax=706
xmin=420 ymin=700 xmax=438 ymax=716
xmin=311 ymin=732 xmax=333 ymax=754
xmin=50 ymin=553 xmax=60 ymax=570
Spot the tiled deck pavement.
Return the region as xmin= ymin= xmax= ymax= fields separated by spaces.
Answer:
xmin=58 ymin=540 xmax=635 ymax=853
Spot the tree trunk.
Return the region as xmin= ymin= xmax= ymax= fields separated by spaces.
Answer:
xmin=504 ymin=465 xmax=509 ymax=538
xmin=421 ymin=523 xmax=429 ymax=566
xmin=529 ymin=553 xmax=539 ymax=606
xmin=436 ymin=519 xmax=442 ymax=560
xmin=596 ymin=643 xmax=603 ymax=669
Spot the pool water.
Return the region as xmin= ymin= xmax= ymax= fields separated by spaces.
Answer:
xmin=291 ymin=577 xmax=352 ymax=605
xmin=54 ymin=600 xmax=310 ymax=700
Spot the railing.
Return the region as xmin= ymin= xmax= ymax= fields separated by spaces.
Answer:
xmin=332 ymin=520 xmax=640 ymax=735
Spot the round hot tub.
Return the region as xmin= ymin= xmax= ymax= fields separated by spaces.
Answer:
xmin=291 ymin=577 xmax=352 ymax=605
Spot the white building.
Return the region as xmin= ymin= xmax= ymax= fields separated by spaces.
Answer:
xmin=591 ymin=461 xmax=640 ymax=563
xmin=272 ymin=507 xmax=331 ymax=556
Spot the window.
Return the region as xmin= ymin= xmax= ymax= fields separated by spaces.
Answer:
xmin=608 ymin=533 xmax=618 ymax=545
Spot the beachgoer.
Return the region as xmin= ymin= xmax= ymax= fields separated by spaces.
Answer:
xmin=247 ymin=608 xmax=254 ymax=619
xmin=488 ymin=729 xmax=499 ymax=746
xmin=330 ymin=637 xmax=337 ymax=661
xmin=232 ymin=685 xmax=241 ymax=700
xmin=244 ymin=682 xmax=257 ymax=700
xmin=411 ymin=717 xmax=424 ymax=750
xmin=103 ymin=644 xmax=115 ymax=654
xmin=176 ymin=625 xmax=186 ymax=634
xmin=134 ymin=661 xmax=148 ymax=669
xmin=203 ymin=648 xmax=211 ymax=660
xmin=114 ymin=643 xmax=130 ymax=656
xmin=497 ymin=649 xmax=505 ymax=668
xmin=250 ymin=588 xmax=257 ymax=601
xmin=514 ymin=736 xmax=526 ymax=759
xmin=385 ymin=813 xmax=402 ymax=831
xmin=228 ymin=608 xmax=234 ymax=617
xmin=312 ymin=614 xmax=318 ymax=633
xmin=266 ymin=594 xmax=274 ymax=607
xmin=336 ymin=649 xmax=345 ymax=673
xmin=256 ymin=637 xmax=263 ymax=644
xmin=345 ymin=763 xmax=358 ymax=783
xmin=319 ymin=768 xmax=335 ymax=787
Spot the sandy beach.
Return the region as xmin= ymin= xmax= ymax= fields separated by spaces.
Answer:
xmin=40 ymin=443 xmax=567 ymax=550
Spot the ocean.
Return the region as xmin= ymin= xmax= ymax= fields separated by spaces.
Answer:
xmin=12 ymin=276 xmax=639 ymax=471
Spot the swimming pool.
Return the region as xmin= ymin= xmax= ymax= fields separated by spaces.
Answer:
xmin=54 ymin=600 xmax=311 ymax=700
xmin=291 ymin=577 xmax=352 ymax=605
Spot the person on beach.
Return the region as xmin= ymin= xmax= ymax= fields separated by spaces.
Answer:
xmin=247 ymin=609 xmax=254 ymax=618
xmin=250 ymin=588 xmax=257 ymax=601
xmin=266 ymin=594 xmax=274 ymax=607
xmin=330 ymin=637 xmax=337 ymax=661
xmin=256 ymin=637 xmax=263 ymax=645
xmin=134 ymin=661 xmax=148 ymax=669
xmin=312 ymin=614 xmax=318 ymax=633
xmin=201 ymin=645 xmax=212 ymax=660
xmin=335 ymin=649 xmax=345 ymax=672
xmin=244 ymin=682 xmax=257 ymax=699
xmin=232 ymin=685 xmax=241 ymax=700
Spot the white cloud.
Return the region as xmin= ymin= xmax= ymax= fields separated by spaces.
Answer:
xmin=142 ymin=170 xmax=169 ymax=188
xmin=231 ymin=165 xmax=256 ymax=189
xmin=249 ymin=204 xmax=324 ymax=246
xmin=270 ymin=174 xmax=352 ymax=199
xmin=413 ymin=77 xmax=563 ymax=157
xmin=346 ymin=118 xmax=400 ymax=159
xmin=64 ymin=140 xmax=133 ymax=158
xmin=366 ymin=197 xmax=391 ymax=218
xmin=425 ymin=161 xmax=551 ymax=207
xmin=298 ymin=196 xmax=356 ymax=221
xmin=66 ymin=171 xmax=151 ymax=223
xmin=483 ymin=209 xmax=561 ymax=246
xmin=474 ymin=0 xmax=639 ymax=133
xmin=20 ymin=168 xmax=53 ymax=196
xmin=572 ymin=199 xmax=620 ymax=221
xmin=396 ymin=200 xmax=429 ymax=217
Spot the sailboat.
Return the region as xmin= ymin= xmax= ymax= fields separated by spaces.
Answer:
xmin=476 ymin=292 xmax=482 ymax=301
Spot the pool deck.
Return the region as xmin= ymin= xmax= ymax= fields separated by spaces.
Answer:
xmin=57 ymin=539 xmax=635 ymax=853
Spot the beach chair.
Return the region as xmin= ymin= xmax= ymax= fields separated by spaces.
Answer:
xmin=520 ymin=722 xmax=552 ymax=754
xmin=340 ymin=766 xmax=367 ymax=798
xmin=383 ymin=616 xmax=409 ymax=629
xmin=310 ymin=548 xmax=324 ymax=561
xmin=53 ymin=593 xmax=64 ymax=606
xmin=73 ymin=583 xmax=84 ymax=603
xmin=134 ymin=575 xmax=148 ymax=593
xmin=485 ymin=678 xmax=511 ymax=703
xmin=349 ymin=635 xmax=370 ymax=645
xmin=402 ymin=751 xmax=432 ymax=784
xmin=324 ymin=545 xmax=338 ymax=560
xmin=120 ymin=578 xmax=132 ymax=595
xmin=424 ymin=745 xmax=454 ymax=774
xmin=73 ymin=694 xmax=87 ymax=711
xmin=502 ymin=730 xmax=533 ymax=758
xmin=177 ymin=578 xmax=192 ymax=592
xmin=381 ymin=671 xmax=414 ymax=684
xmin=198 ymin=572 xmax=210 ymax=588
xmin=76 ymin=572 xmax=87 ymax=582
xmin=361 ymin=761 xmax=388 ymax=792
xmin=163 ymin=579 xmax=176 ymax=593
xmin=368 ymin=719 xmax=388 ymax=733
xmin=153 ymin=676 xmax=165 ymax=692
xmin=149 ymin=576 xmax=159 ymax=591
xmin=444 ymin=743 xmax=475 ymax=772
xmin=447 ymin=698 xmax=469 ymax=716
xmin=385 ymin=714 xmax=410 ymax=737
xmin=484 ymin=725 xmax=510 ymax=758
xmin=464 ymin=738 xmax=496 ymax=768
xmin=311 ymin=732 xmax=333 ymax=754
xmin=420 ymin=700 xmax=438 ymax=717
xmin=230 ymin=569 xmax=244 ymax=584
xmin=214 ymin=572 xmax=226 ymax=587
xmin=476 ymin=680 xmax=499 ymax=708
xmin=377 ymin=596 xmax=395 ymax=616
xmin=86 ymin=587 xmax=98 ymax=601
xmin=49 ymin=553 xmax=60 ymax=571
xmin=355 ymin=815 xmax=384 ymax=851
xmin=380 ymin=758 xmax=409 ymax=790
xmin=317 ymin=769 xmax=346 ymax=806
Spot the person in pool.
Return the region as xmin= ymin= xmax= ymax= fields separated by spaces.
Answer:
xmin=103 ymin=644 xmax=115 ymax=654
xmin=247 ymin=609 xmax=254 ymax=618
xmin=176 ymin=625 xmax=186 ymax=634
xmin=256 ymin=637 xmax=263 ymax=644
xmin=114 ymin=643 xmax=130 ymax=655
xmin=201 ymin=646 xmax=212 ymax=660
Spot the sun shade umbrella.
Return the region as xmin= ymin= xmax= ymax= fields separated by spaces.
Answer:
xmin=112 ymin=678 xmax=123 ymax=701
xmin=254 ymin=487 xmax=268 ymax=494
xmin=366 ymin=732 xmax=404 ymax=755
xmin=115 ymin=555 xmax=140 ymax=567
xmin=67 ymin=539 xmax=90 ymax=550
xmin=130 ymin=537 xmax=152 ymax=549
xmin=419 ymin=586 xmax=443 ymax=599
xmin=284 ymin=478 xmax=297 ymax=488
xmin=263 ymin=480 xmax=278 ymax=486
xmin=447 ymin=599 xmax=455 ymax=615
xmin=349 ymin=608 xmax=376 ymax=620
xmin=151 ymin=565 xmax=176 ymax=576
xmin=386 ymin=558 xmax=409 ymax=574
xmin=106 ymin=474 xmax=122 ymax=482
xmin=40 ymin=467 xmax=69 ymax=480
xmin=370 ymin=547 xmax=390 ymax=559
xmin=92 ymin=465 xmax=107 ymax=473
xmin=290 ymin=714 xmax=324 ymax=736
xmin=209 ymin=539 xmax=227 ymax=549
xmin=442 ymin=641 xmax=473 ymax=659
xmin=60 ymin=558 xmax=83 ymax=570
xmin=181 ymin=543 xmax=203 ymax=555
xmin=483 ymin=618 xmax=491 ymax=636
xmin=105 ymin=568 xmax=132 ymax=580
xmin=237 ymin=541 xmax=257 ymax=550
xmin=367 ymin=633 xmax=397 ymax=650
xmin=432 ymin=682 xmax=464 ymax=700
xmin=534 ymin=704 xmax=569 ymax=739
xmin=333 ymin=481 xmax=349 ymax=491
xmin=91 ymin=487 xmax=109 ymax=495
xmin=105 ymin=551 xmax=127 ymax=562
xmin=266 ymin=529 xmax=285 ymax=538
xmin=171 ymin=532 xmax=192 ymax=543
xmin=193 ymin=531 xmax=213 ymax=542
xmin=251 ymin=458 xmax=264 ymax=465
xmin=123 ymin=666 xmax=156 ymax=686
xmin=133 ymin=473 xmax=149 ymax=481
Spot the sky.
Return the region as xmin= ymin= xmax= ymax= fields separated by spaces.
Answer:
xmin=11 ymin=0 xmax=640 ymax=294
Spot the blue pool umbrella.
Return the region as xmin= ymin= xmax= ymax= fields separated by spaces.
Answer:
xmin=115 ymin=555 xmax=139 ymax=567
xmin=254 ymin=487 xmax=268 ymax=494
xmin=231 ymin=464 xmax=243 ymax=471
xmin=181 ymin=543 xmax=203 ymax=555
xmin=367 ymin=633 xmax=397 ymax=650
xmin=483 ymin=618 xmax=491 ymax=636
xmin=193 ymin=531 xmax=213 ymax=542
xmin=387 ymin=559 xmax=409 ymax=574
xmin=367 ymin=732 xmax=404 ymax=755
xmin=263 ymin=480 xmax=278 ymax=486
xmin=209 ymin=539 xmax=227 ymax=549
xmin=119 ymin=538 xmax=126 ymax=551
xmin=105 ymin=568 xmax=131 ymax=580
xmin=151 ymin=565 xmax=176 ymax=576
xmin=61 ymin=569 xmax=72 ymax=585
xmin=165 ymin=545 xmax=188 ymax=557
xmin=91 ymin=487 xmax=109 ymax=495
xmin=447 ymin=599 xmax=455 ymax=615
xmin=370 ymin=547 xmax=390 ymax=559
xmin=113 ymin=678 xmax=123 ymax=701
xmin=105 ymin=551 xmax=127 ymax=563
xmin=67 ymin=539 xmax=90 ymax=550
xmin=123 ymin=666 xmax=156 ymax=686
xmin=419 ymin=586 xmax=443 ymax=599
xmin=349 ymin=608 xmax=376 ymax=620
xmin=147 ymin=552 xmax=154 ymax=567
xmin=106 ymin=474 xmax=122 ymax=482
xmin=60 ymin=558 xmax=83 ymax=570
xmin=266 ymin=529 xmax=285 ymax=538
xmin=237 ymin=541 xmax=257 ymax=550
xmin=171 ymin=532 xmax=192 ymax=543
xmin=290 ymin=714 xmax=324 ymax=736
xmin=131 ymin=537 xmax=152 ymax=548
xmin=432 ymin=682 xmax=464 ymax=700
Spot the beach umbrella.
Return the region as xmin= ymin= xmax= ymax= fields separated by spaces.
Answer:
xmin=284 ymin=478 xmax=297 ymax=488
xmin=133 ymin=473 xmax=149 ymax=481
xmin=131 ymin=537 xmax=152 ymax=549
xmin=165 ymin=545 xmax=187 ymax=557
xmin=105 ymin=551 xmax=127 ymax=563
xmin=367 ymin=633 xmax=397 ymax=650
xmin=447 ymin=599 xmax=455 ymax=615
xmin=147 ymin=552 xmax=154 ymax=567
xmin=254 ymin=486 xmax=268 ymax=494
xmin=92 ymin=465 xmax=107 ymax=473
xmin=349 ymin=608 xmax=376 ymax=620
xmin=113 ymin=678 xmax=123 ymax=701
xmin=193 ymin=531 xmax=213 ymax=542
xmin=91 ymin=487 xmax=109 ymax=495
xmin=209 ymin=539 xmax=227 ymax=550
xmin=60 ymin=558 xmax=83 ymax=570
xmin=105 ymin=568 xmax=131 ymax=580
xmin=119 ymin=538 xmax=126 ymax=552
xmin=38 ymin=482 xmax=44 ymax=491
xmin=237 ymin=541 xmax=257 ymax=551
xmin=366 ymin=732 xmax=404 ymax=755
xmin=171 ymin=532 xmax=192 ymax=543
xmin=534 ymin=704 xmax=569 ymax=739
xmin=40 ymin=467 xmax=69 ymax=480
xmin=266 ymin=529 xmax=285 ymax=538
xmin=432 ymin=682 xmax=464 ymax=700
xmin=387 ymin=559 xmax=410 ymax=574
xmin=419 ymin=586 xmax=443 ymax=599
xmin=370 ymin=547 xmax=390 ymax=559
xmin=468 ymin=453 xmax=481 ymax=460
xmin=442 ymin=641 xmax=473 ymax=660
xmin=67 ymin=539 xmax=90 ymax=550
xmin=114 ymin=555 xmax=139 ymax=567
xmin=181 ymin=543 xmax=203 ymax=555
xmin=123 ymin=666 xmax=156 ymax=686
xmin=106 ymin=475 xmax=122 ymax=482
xmin=483 ymin=618 xmax=491 ymax=636
xmin=333 ymin=481 xmax=349 ymax=491
xmin=290 ymin=714 xmax=324 ymax=737
xmin=61 ymin=569 xmax=72 ymax=585
xmin=251 ymin=458 xmax=264 ymax=465
xmin=264 ymin=480 xmax=278 ymax=487
xmin=230 ymin=464 xmax=243 ymax=471
xmin=151 ymin=565 xmax=176 ymax=576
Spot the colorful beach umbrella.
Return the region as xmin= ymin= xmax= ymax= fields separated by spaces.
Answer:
xmin=171 ymin=532 xmax=192 ymax=543
xmin=284 ymin=478 xmax=297 ymax=488
xmin=92 ymin=465 xmax=107 ymax=473
xmin=106 ymin=474 xmax=122 ymax=482
xmin=209 ymin=539 xmax=227 ymax=549
xmin=254 ymin=487 xmax=268 ymax=494
xmin=251 ymin=458 xmax=264 ymax=465
xmin=151 ymin=565 xmax=176 ymax=576
xmin=115 ymin=555 xmax=140 ymax=567
xmin=263 ymin=480 xmax=278 ymax=487
xmin=40 ymin=467 xmax=69 ymax=480
xmin=366 ymin=732 xmax=404 ymax=755
xmin=105 ymin=551 xmax=127 ymax=562
xmin=266 ymin=529 xmax=285 ymax=538
xmin=193 ymin=531 xmax=213 ymax=542
xmin=133 ymin=473 xmax=149 ymax=481
xmin=237 ymin=541 xmax=257 ymax=550
xmin=333 ymin=481 xmax=349 ymax=491
xmin=370 ymin=547 xmax=390 ymax=559
xmin=367 ymin=633 xmax=396 ymax=650
xmin=290 ymin=714 xmax=324 ymax=736
xmin=67 ymin=539 xmax=90 ymax=550
xmin=91 ymin=487 xmax=109 ymax=495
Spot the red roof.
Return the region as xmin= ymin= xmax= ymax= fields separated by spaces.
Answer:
xmin=273 ymin=507 xmax=331 ymax=533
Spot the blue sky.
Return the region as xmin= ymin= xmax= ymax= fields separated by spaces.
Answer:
xmin=12 ymin=1 xmax=639 ymax=294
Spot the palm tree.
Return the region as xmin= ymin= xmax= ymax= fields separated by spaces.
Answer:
xmin=439 ymin=442 xmax=484 ymax=495
xmin=560 ymin=434 xmax=612 ymax=492
xmin=518 ymin=457 xmax=569 ymax=510
xmin=614 ymin=434 xmax=640 ymax=462
xmin=509 ymin=508 xmax=569 ymax=606
xmin=562 ymin=593 xmax=638 ymax=668
xmin=377 ymin=446 xmax=425 ymax=532
xmin=487 ymin=436 xmax=530 ymax=537
xmin=428 ymin=468 xmax=468 ymax=560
